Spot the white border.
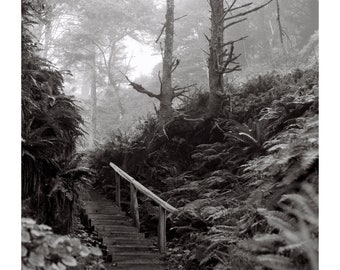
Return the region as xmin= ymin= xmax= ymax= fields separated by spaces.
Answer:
xmin=0 ymin=0 xmax=21 ymax=268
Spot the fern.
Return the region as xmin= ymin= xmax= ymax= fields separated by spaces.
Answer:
xmin=244 ymin=184 xmax=318 ymax=270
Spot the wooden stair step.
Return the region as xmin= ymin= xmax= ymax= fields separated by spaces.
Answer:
xmin=87 ymin=213 xmax=127 ymax=220
xmin=114 ymin=259 xmax=167 ymax=270
xmin=95 ymin=225 xmax=139 ymax=232
xmin=101 ymin=232 xmax=145 ymax=239
xmin=83 ymin=189 xmax=168 ymax=269
xmin=103 ymin=237 xmax=153 ymax=245
xmin=85 ymin=201 xmax=118 ymax=207
xmin=108 ymin=244 xmax=156 ymax=253
xmin=85 ymin=205 xmax=120 ymax=210
xmin=91 ymin=219 xmax=133 ymax=226
xmin=105 ymin=262 xmax=167 ymax=270
xmin=86 ymin=209 xmax=125 ymax=215
xmin=116 ymin=258 xmax=166 ymax=265
xmin=111 ymin=252 xmax=163 ymax=262
xmin=87 ymin=213 xmax=127 ymax=219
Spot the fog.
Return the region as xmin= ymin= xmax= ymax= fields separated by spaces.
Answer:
xmin=30 ymin=0 xmax=318 ymax=147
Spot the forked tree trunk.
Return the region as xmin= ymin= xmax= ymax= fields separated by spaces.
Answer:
xmin=159 ymin=0 xmax=175 ymax=125
xmin=89 ymin=48 xmax=97 ymax=148
xmin=207 ymin=0 xmax=225 ymax=118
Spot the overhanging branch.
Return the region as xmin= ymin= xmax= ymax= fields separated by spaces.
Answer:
xmin=224 ymin=0 xmax=273 ymax=21
xmin=122 ymin=73 xmax=160 ymax=99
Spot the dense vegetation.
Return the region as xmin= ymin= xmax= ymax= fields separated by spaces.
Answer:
xmin=21 ymin=2 xmax=107 ymax=269
xmin=88 ymin=64 xmax=318 ymax=270
xmin=21 ymin=0 xmax=318 ymax=269
xmin=21 ymin=0 xmax=89 ymax=233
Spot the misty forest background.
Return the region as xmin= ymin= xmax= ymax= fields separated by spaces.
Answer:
xmin=20 ymin=0 xmax=320 ymax=269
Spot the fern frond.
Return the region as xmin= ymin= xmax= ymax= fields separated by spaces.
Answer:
xmin=280 ymin=194 xmax=318 ymax=226
xmin=258 ymin=209 xmax=297 ymax=233
xmin=257 ymin=254 xmax=296 ymax=270
xmin=253 ymin=234 xmax=284 ymax=246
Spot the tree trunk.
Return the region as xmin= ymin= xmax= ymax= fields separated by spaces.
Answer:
xmin=275 ymin=0 xmax=287 ymax=54
xmin=108 ymin=77 xmax=125 ymax=121
xmin=207 ymin=0 xmax=225 ymax=118
xmin=81 ymin=64 xmax=90 ymax=98
xmin=89 ymin=48 xmax=97 ymax=148
xmin=43 ymin=21 xmax=52 ymax=59
xmin=159 ymin=0 xmax=175 ymax=125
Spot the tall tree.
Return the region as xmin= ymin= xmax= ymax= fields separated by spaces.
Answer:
xmin=125 ymin=0 xmax=190 ymax=125
xmin=159 ymin=0 xmax=175 ymax=123
xmin=207 ymin=0 xmax=225 ymax=118
xmin=50 ymin=0 xmax=156 ymax=143
xmin=207 ymin=0 xmax=272 ymax=117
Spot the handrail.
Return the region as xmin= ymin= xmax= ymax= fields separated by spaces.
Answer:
xmin=109 ymin=162 xmax=178 ymax=213
xmin=109 ymin=162 xmax=178 ymax=254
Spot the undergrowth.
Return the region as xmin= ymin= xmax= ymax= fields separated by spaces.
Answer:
xmin=22 ymin=218 xmax=105 ymax=270
xmin=86 ymin=64 xmax=318 ymax=270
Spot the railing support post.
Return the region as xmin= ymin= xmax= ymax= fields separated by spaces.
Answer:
xmin=158 ymin=206 xmax=166 ymax=254
xmin=115 ymin=172 xmax=121 ymax=208
xmin=130 ymin=183 xmax=140 ymax=230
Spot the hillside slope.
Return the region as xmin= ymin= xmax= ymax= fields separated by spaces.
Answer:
xmin=88 ymin=65 xmax=318 ymax=270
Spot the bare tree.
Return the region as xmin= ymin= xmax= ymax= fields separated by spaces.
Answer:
xmin=124 ymin=0 xmax=191 ymax=125
xmin=159 ymin=0 xmax=176 ymax=124
xmin=207 ymin=0 xmax=273 ymax=117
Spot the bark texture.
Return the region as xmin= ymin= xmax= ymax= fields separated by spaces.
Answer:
xmin=159 ymin=0 xmax=175 ymax=124
xmin=207 ymin=0 xmax=225 ymax=118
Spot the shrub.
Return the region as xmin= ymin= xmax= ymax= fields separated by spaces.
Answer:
xmin=22 ymin=218 xmax=105 ymax=270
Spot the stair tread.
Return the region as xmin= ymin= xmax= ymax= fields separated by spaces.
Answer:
xmin=116 ymin=259 xmax=166 ymax=264
xmin=83 ymin=190 xmax=168 ymax=269
xmin=104 ymin=237 xmax=152 ymax=241
xmin=108 ymin=243 xmax=155 ymax=247
xmin=102 ymin=232 xmax=144 ymax=236
xmin=105 ymin=263 xmax=167 ymax=270
xmin=97 ymin=224 xmax=137 ymax=229
xmin=113 ymin=251 xmax=163 ymax=256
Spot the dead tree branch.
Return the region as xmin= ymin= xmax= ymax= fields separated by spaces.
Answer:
xmin=122 ymin=73 xmax=160 ymax=99
xmin=230 ymin=2 xmax=253 ymax=12
xmin=173 ymin=83 xmax=196 ymax=97
xmin=174 ymin=14 xmax=188 ymax=21
xmin=171 ymin=58 xmax=180 ymax=73
xmin=224 ymin=17 xmax=247 ymax=30
xmin=224 ymin=0 xmax=273 ymax=21
xmin=155 ymin=24 xmax=166 ymax=43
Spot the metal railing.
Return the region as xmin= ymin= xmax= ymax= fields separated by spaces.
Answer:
xmin=109 ymin=162 xmax=178 ymax=253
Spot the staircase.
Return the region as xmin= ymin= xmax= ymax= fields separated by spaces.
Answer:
xmin=83 ymin=190 xmax=168 ymax=270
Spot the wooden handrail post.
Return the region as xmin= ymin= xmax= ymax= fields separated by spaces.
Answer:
xmin=109 ymin=162 xmax=178 ymax=255
xmin=115 ymin=172 xmax=121 ymax=208
xmin=158 ymin=206 xmax=166 ymax=254
xmin=130 ymin=183 xmax=140 ymax=230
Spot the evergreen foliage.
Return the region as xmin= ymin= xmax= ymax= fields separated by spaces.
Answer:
xmin=22 ymin=0 xmax=85 ymax=233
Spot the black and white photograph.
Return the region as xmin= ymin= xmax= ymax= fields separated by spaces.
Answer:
xmin=2 ymin=0 xmax=332 ymax=269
